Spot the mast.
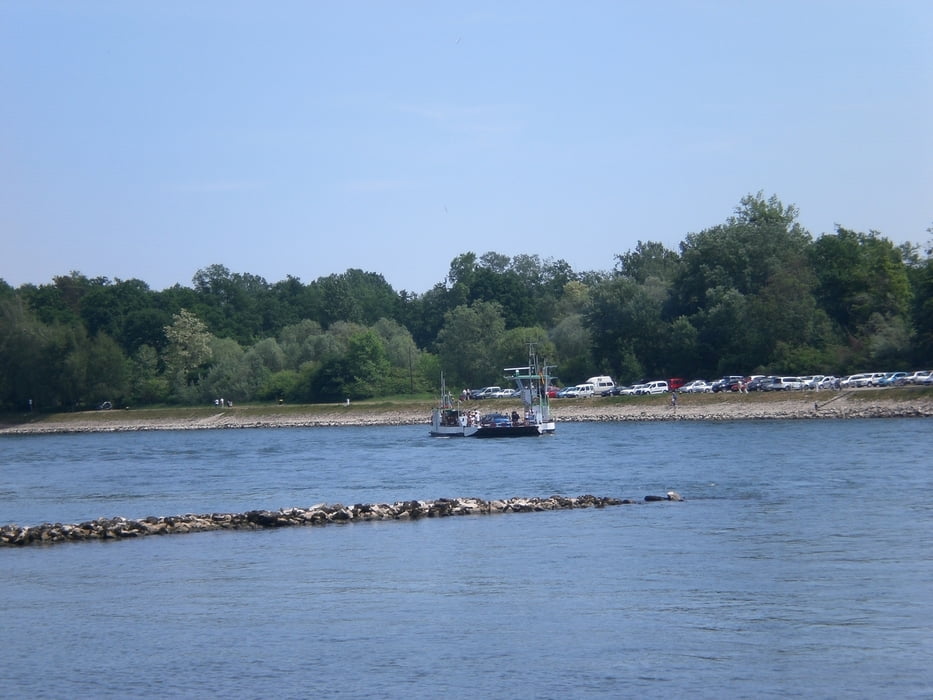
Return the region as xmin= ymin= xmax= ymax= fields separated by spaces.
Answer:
xmin=504 ymin=343 xmax=555 ymax=423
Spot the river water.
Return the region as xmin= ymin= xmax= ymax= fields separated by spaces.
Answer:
xmin=2 ymin=419 xmax=931 ymax=698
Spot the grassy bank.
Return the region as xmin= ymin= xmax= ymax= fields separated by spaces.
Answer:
xmin=1 ymin=386 xmax=931 ymax=434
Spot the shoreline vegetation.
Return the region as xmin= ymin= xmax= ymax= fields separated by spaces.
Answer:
xmin=1 ymin=388 xmax=931 ymax=435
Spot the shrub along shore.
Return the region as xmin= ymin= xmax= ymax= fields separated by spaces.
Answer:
xmin=1 ymin=388 xmax=931 ymax=435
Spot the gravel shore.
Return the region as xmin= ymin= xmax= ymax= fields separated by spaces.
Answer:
xmin=2 ymin=391 xmax=930 ymax=435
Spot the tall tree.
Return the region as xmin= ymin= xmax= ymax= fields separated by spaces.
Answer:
xmin=674 ymin=193 xmax=811 ymax=315
xmin=588 ymin=276 xmax=667 ymax=380
xmin=434 ymin=301 xmax=507 ymax=388
xmin=163 ymin=309 xmax=214 ymax=399
xmin=615 ymin=240 xmax=681 ymax=285
xmin=810 ymin=227 xmax=912 ymax=335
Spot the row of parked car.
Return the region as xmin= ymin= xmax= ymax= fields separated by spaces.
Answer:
xmin=466 ymin=369 xmax=931 ymax=402
xmin=680 ymin=370 xmax=933 ymax=393
xmin=838 ymin=370 xmax=932 ymax=387
xmin=465 ymin=386 xmax=519 ymax=399
xmin=552 ymin=379 xmax=671 ymax=397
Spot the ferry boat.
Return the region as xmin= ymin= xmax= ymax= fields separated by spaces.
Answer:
xmin=429 ymin=347 xmax=556 ymax=438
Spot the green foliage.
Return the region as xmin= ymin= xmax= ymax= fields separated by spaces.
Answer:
xmin=163 ymin=309 xmax=214 ymax=402
xmin=85 ymin=333 xmax=128 ymax=405
xmin=259 ymin=370 xmax=301 ymax=402
xmin=434 ymin=301 xmax=507 ymax=388
xmin=588 ymin=276 xmax=667 ymax=379
xmin=2 ymin=194 xmax=930 ymax=410
xmin=811 ymin=227 xmax=912 ymax=334
xmin=664 ymin=316 xmax=700 ymax=378
xmin=674 ymin=192 xmax=811 ymax=315
xmin=278 ymin=319 xmax=325 ymax=368
xmin=309 ymin=269 xmax=399 ymax=328
xmin=615 ymin=240 xmax=680 ymax=286
xmin=549 ymin=313 xmax=591 ymax=383
xmin=201 ymin=338 xmax=270 ymax=404
xmin=497 ymin=327 xmax=555 ymax=370
xmin=129 ymin=345 xmax=170 ymax=405
xmin=910 ymin=255 xmax=933 ymax=364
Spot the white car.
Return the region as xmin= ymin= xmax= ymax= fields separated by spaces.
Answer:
xmin=635 ymin=380 xmax=669 ymax=395
xmin=492 ymin=388 xmax=519 ymax=398
xmin=817 ymin=376 xmax=839 ymax=390
xmin=840 ymin=374 xmax=873 ymax=388
xmin=564 ymin=383 xmax=596 ymax=398
xmin=472 ymin=386 xmax=502 ymax=399
xmin=780 ymin=376 xmax=806 ymax=390
xmin=800 ymin=375 xmax=824 ymax=389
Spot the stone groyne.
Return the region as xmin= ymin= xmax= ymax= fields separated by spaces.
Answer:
xmin=0 ymin=493 xmax=684 ymax=548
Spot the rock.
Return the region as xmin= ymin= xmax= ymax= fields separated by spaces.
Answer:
xmin=0 ymin=493 xmax=682 ymax=547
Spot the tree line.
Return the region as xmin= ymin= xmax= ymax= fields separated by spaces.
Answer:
xmin=2 ymin=193 xmax=931 ymax=412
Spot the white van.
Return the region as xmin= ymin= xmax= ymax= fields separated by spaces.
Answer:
xmin=586 ymin=376 xmax=616 ymax=396
xmin=564 ymin=383 xmax=595 ymax=398
xmin=635 ymin=380 xmax=669 ymax=395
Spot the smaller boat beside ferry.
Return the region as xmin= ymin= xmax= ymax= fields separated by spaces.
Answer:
xmin=429 ymin=374 xmax=478 ymax=437
xmin=429 ymin=347 xmax=556 ymax=438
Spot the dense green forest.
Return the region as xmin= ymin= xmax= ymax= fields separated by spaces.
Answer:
xmin=2 ymin=194 xmax=931 ymax=412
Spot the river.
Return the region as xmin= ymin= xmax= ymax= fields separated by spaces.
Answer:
xmin=2 ymin=419 xmax=931 ymax=698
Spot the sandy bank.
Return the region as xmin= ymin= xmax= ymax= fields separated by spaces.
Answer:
xmin=1 ymin=390 xmax=930 ymax=435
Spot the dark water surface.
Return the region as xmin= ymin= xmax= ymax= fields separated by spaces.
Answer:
xmin=2 ymin=419 xmax=931 ymax=698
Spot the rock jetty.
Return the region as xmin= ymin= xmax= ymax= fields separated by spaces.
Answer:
xmin=0 ymin=494 xmax=682 ymax=547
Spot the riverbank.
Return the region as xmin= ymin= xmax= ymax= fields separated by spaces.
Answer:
xmin=1 ymin=388 xmax=931 ymax=435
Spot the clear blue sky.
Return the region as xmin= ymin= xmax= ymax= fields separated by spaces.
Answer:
xmin=2 ymin=1 xmax=931 ymax=293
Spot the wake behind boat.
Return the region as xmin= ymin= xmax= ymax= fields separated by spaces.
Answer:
xmin=429 ymin=348 xmax=556 ymax=438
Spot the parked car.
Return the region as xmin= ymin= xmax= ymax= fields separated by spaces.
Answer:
xmin=680 ymin=379 xmax=712 ymax=393
xmin=712 ymin=376 xmax=745 ymax=392
xmin=635 ymin=380 xmax=669 ymax=395
xmin=564 ymin=383 xmax=596 ymax=398
xmin=817 ymin=376 xmax=840 ymax=390
xmin=780 ymin=376 xmax=806 ymax=390
xmin=471 ymin=386 xmax=502 ymax=399
xmin=840 ymin=374 xmax=873 ymax=388
xmin=800 ymin=375 xmax=824 ymax=389
xmin=761 ymin=377 xmax=790 ymax=391
xmin=492 ymin=388 xmax=519 ymax=398
xmin=746 ymin=376 xmax=772 ymax=392
xmin=586 ymin=376 xmax=616 ymax=396
xmin=876 ymin=372 xmax=908 ymax=387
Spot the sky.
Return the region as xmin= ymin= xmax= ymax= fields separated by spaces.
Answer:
xmin=2 ymin=1 xmax=931 ymax=294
